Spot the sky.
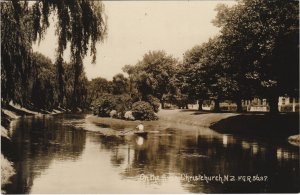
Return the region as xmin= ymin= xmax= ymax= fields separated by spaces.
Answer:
xmin=33 ymin=1 xmax=236 ymax=80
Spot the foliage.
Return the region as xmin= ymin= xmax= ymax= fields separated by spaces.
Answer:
xmin=63 ymin=62 xmax=89 ymax=110
xmin=213 ymin=0 xmax=299 ymax=112
xmin=129 ymin=51 xmax=178 ymax=105
xmin=93 ymin=94 xmax=133 ymax=118
xmin=1 ymin=0 xmax=107 ymax=110
xmin=131 ymin=101 xmax=158 ymax=121
xmin=1 ymin=2 xmax=33 ymax=105
xmin=146 ymin=95 xmax=160 ymax=113
xmin=87 ymin=77 xmax=112 ymax=105
xmin=30 ymin=52 xmax=58 ymax=110
xmin=93 ymin=94 xmax=116 ymax=117
xmin=112 ymin=73 xmax=128 ymax=95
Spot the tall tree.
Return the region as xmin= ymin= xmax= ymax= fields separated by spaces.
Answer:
xmin=133 ymin=51 xmax=178 ymax=108
xmin=178 ymin=45 xmax=209 ymax=110
xmin=213 ymin=0 xmax=299 ymax=113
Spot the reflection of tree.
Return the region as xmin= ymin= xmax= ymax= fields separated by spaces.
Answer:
xmin=175 ymin=135 xmax=299 ymax=193
xmin=110 ymin=147 xmax=125 ymax=167
xmin=118 ymin=128 xmax=299 ymax=193
xmin=3 ymin=115 xmax=86 ymax=194
xmin=96 ymin=135 xmax=127 ymax=167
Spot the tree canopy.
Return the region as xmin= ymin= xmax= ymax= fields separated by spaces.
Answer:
xmin=1 ymin=0 xmax=107 ymax=109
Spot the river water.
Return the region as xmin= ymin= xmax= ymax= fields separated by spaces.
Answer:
xmin=2 ymin=114 xmax=299 ymax=193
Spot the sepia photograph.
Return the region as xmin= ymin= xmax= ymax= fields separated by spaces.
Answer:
xmin=1 ymin=0 xmax=299 ymax=194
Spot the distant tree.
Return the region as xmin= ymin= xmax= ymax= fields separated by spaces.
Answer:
xmin=180 ymin=37 xmax=240 ymax=112
xmin=30 ymin=52 xmax=58 ymax=110
xmin=63 ymin=62 xmax=89 ymax=110
xmin=112 ymin=73 xmax=128 ymax=95
xmin=199 ymin=37 xmax=240 ymax=112
xmin=133 ymin=50 xmax=178 ymax=108
xmin=178 ymin=45 xmax=209 ymax=110
xmin=87 ymin=77 xmax=112 ymax=105
xmin=122 ymin=64 xmax=139 ymax=98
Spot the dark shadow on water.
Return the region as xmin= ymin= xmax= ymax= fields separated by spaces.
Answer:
xmin=210 ymin=113 xmax=299 ymax=138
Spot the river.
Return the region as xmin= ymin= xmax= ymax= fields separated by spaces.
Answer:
xmin=2 ymin=113 xmax=299 ymax=193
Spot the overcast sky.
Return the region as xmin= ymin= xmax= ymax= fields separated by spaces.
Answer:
xmin=33 ymin=1 xmax=236 ymax=80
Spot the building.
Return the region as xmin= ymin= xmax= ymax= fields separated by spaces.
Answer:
xmin=278 ymin=96 xmax=299 ymax=112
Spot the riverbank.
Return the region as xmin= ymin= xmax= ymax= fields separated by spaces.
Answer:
xmin=88 ymin=109 xmax=299 ymax=145
xmin=86 ymin=109 xmax=238 ymax=135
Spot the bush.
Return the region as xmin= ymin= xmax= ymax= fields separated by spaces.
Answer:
xmin=98 ymin=99 xmax=117 ymax=117
xmin=114 ymin=94 xmax=133 ymax=118
xmin=132 ymin=101 xmax=158 ymax=121
xmin=93 ymin=94 xmax=133 ymax=118
xmin=146 ymin=95 xmax=160 ymax=112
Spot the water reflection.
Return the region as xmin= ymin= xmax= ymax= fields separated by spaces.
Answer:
xmin=3 ymin=115 xmax=86 ymax=194
xmin=2 ymin=114 xmax=299 ymax=194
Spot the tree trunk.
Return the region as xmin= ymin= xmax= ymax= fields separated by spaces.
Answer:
xmin=198 ymin=99 xmax=203 ymax=111
xmin=161 ymin=100 xmax=165 ymax=109
xmin=236 ymin=98 xmax=243 ymax=112
xmin=185 ymin=104 xmax=188 ymax=109
xmin=269 ymin=95 xmax=279 ymax=114
xmin=56 ymin=55 xmax=65 ymax=106
xmin=213 ymin=99 xmax=220 ymax=112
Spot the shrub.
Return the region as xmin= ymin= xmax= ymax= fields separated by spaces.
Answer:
xmin=93 ymin=94 xmax=133 ymax=118
xmin=98 ymin=98 xmax=117 ymax=117
xmin=114 ymin=94 xmax=133 ymax=118
xmin=132 ymin=101 xmax=158 ymax=121
xmin=146 ymin=95 xmax=160 ymax=112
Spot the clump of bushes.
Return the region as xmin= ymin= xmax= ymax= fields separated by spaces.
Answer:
xmin=93 ymin=94 xmax=133 ymax=118
xmin=92 ymin=94 xmax=117 ymax=117
xmin=132 ymin=101 xmax=158 ymax=121
xmin=93 ymin=94 xmax=159 ymax=121
xmin=146 ymin=95 xmax=160 ymax=112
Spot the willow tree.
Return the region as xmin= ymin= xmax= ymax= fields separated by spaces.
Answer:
xmin=1 ymin=0 xmax=107 ymax=109
xmin=1 ymin=1 xmax=33 ymax=105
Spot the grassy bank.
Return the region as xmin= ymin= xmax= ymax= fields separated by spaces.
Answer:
xmin=87 ymin=109 xmax=238 ymax=134
xmin=88 ymin=109 xmax=299 ymax=141
xmin=157 ymin=109 xmax=238 ymax=127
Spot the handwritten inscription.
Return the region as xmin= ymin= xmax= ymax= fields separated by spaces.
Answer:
xmin=139 ymin=174 xmax=268 ymax=184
